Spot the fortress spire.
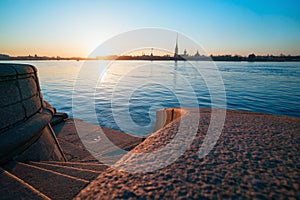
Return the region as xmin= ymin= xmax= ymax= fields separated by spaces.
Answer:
xmin=174 ymin=33 xmax=179 ymax=60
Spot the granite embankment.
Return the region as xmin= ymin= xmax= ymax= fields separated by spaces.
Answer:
xmin=0 ymin=63 xmax=146 ymax=199
xmin=76 ymin=108 xmax=300 ymax=199
xmin=1 ymin=64 xmax=299 ymax=199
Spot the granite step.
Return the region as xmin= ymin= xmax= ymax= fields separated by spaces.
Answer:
xmin=3 ymin=162 xmax=89 ymax=200
xmin=79 ymin=153 xmax=127 ymax=166
xmin=56 ymin=138 xmax=93 ymax=162
xmin=0 ymin=167 xmax=50 ymax=200
xmin=29 ymin=161 xmax=100 ymax=181
xmin=53 ymin=119 xmax=144 ymax=162
xmin=56 ymin=138 xmax=127 ymax=164
xmin=41 ymin=161 xmax=108 ymax=172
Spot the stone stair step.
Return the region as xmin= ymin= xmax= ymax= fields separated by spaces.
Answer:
xmin=56 ymin=139 xmax=124 ymax=164
xmin=0 ymin=167 xmax=50 ymax=200
xmin=79 ymin=153 xmax=126 ymax=166
xmin=53 ymin=119 xmax=144 ymax=162
xmin=41 ymin=161 xmax=108 ymax=172
xmin=29 ymin=161 xmax=100 ymax=181
xmin=57 ymin=139 xmax=94 ymax=162
xmin=3 ymin=162 xmax=89 ymax=200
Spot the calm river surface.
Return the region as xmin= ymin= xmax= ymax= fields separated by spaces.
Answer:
xmin=3 ymin=60 xmax=300 ymax=136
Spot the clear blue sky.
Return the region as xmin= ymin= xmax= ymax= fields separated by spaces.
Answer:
xmin=0 ymin=0 xmax=300 ymax=57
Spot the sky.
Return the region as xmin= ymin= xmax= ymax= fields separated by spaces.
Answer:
xmin=0 ymin=0 xmax=300 ymax=57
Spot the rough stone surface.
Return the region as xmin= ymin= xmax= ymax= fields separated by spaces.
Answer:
xmin=0 ymin=64 xmax=64 ymax=163
xmin=0 ymin=65 xmax=17 ymax=77
xmin=13 ymin=64 xmax=36 ymax=74
xmin=0 ymin=63 xmax=41 ymax=131
xmin=15 ymin=126 xmax=65 ymax=162
xmin=29 ymin=162 xmax=100 ymax=181
xmin=0 ymin=80 xmax=20 ymax=107
xmin=0 ymin=167 xmax=49 ymax=200
xmin=19 ymin=76 xmax=38 ymax=99
xmin=41 ymin=161 xmax=108 ymax=172
xmin=76 ymin=109 xmax=300 ymax=199
xmin=53 ymin=119 xmax=145 ymax=163
xmin=3 ymin=162 xmax=88 ymax=200
xmin=23 ymin=95 xmax=42 ymax=118
xmin=0 ymin=102 xmax=25 ymax=130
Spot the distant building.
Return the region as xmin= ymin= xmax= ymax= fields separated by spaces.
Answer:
xmin=183 ymin=49 xmax=187 ymax=56
xmin=248 ymin=53 xmax=256 ymax=61
xmin=0 ymin=54 xmax=10 ymax=60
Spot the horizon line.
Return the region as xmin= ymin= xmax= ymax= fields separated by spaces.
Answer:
xmin=1 ymin=52 xmax=300 ymax=59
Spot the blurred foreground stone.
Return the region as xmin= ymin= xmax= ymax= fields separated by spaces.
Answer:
xmin=76 ymin=108 xmax=300 ymax=199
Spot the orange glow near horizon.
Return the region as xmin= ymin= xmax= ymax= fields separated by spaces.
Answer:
xmin=1 ymin=1 xmax=300 ymax=58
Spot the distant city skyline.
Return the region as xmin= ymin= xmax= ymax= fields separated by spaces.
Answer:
xmin=1 ymin=0 xmax=300 ymax=57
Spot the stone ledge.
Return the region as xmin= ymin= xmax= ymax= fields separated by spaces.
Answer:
xmin=153 ymin=108 xmax=186 ymax=132
xmin=76 ymin=108 xmax=300 ymax=199
xmin=0 ymin=104 xmax=54 ymax=163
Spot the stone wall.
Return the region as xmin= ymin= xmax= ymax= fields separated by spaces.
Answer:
xmin=0 ymin=63 xmax=65 ymax=163
xmin=0 ymin=64 xmax=43 ymax=132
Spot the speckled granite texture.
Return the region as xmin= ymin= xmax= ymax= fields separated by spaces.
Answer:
xmin=76 ymin=108 xmax=300 ymax=199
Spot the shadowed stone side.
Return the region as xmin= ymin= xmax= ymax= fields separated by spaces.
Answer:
xmin=0 ymin=64 xmax=42 ymax=131
xmin=0 ymin=63 xmax=65 ymax=163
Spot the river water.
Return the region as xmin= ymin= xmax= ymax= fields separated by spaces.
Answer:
xmin=3 ymin=60 xmax=299 ymax=136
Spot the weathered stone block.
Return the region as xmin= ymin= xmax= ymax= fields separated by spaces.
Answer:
xmin=17 ymin=73 xmax=33 ymax=80
xmin=18 ymin=77 xmax=38 ymax=99
xmin=23 ymin=95 xmax=42 ymax=118
xmin=0 ymin=65 xmax=16 ymax=77
xmin=0 ymin=80 xmax=20 ymax=107
xmin=13 ymin=64 xmax=36 ymax=75
xmin=0 ymin=63 xmax=65 ymax=163
xmin=17 ymin=126 xmax=65 ymax=161
xmin=0 ymin=103 xmax=25 ymax=130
